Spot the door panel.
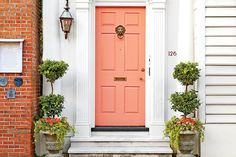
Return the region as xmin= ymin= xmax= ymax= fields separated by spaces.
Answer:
xmin=101 ymin=34 xmax=116 ymax=70
xmin=96 ymin=7 xmax=145 ymax=126
xmin=124 ymin=86 xmax=139 ymax=113
xmin=101 ymin=86 xmax=116 ymax=113
xmin=125 ymin=34 xmax=140 ymax=70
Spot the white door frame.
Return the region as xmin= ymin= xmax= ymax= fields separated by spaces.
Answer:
xmin=74 ymin=0 xmax=167 ymax=138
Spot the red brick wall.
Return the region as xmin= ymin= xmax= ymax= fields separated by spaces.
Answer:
xmin=0 ymin=0 xmax=41 ymax=156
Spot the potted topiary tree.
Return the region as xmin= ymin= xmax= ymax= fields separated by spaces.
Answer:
xmin=164 ymin=62 xmax=204 ymax=157
xmin=34 ymin=60 xmax=74 ymax=157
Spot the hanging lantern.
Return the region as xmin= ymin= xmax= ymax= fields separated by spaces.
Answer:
xmin=59 ymin=0 xmax=73 ymax=39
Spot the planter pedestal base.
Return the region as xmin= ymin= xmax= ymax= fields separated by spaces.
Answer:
xmin=46 ymin=154 xmax=63 ymax=157
xmin=177 ymin=154 xmax=194 ymax=157
xmin=177 ymin=131 xmax=196 ymax=157
xmin=44 ymin=133 xmax=64 ymax=157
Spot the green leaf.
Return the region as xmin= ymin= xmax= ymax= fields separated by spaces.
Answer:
xmin=170 ymin=90 xmax=201 ymax=116
xmin=173 ymin=62 xmax=200 ymax=86
xmin=39 ymin=94 xmax=64 ymax=117
xmin=39 ymin=60 xmax=69 ymax=84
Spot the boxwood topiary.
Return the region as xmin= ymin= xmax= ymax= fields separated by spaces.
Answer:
xmin=173 ymin=62 xmax=200 ymax=92
xmin=170 ymin=90 xmax=201 ymax=117
xmin=38 ymin=60 xmax=69 ymax=117
xmin=171 ymin=62 xmax=201 ymax=117
xmin=39 ymin=60 xmax=69 ymax=94
xmin=39 ymin=94 xmax=64 ymax=118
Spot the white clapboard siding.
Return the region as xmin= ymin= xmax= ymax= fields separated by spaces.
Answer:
xmin=206 ymin=56 xmax=236 ymax=65
xmin=206 ymin=86 xmax=236 ymax=96
xmin=206 ymin=8 xmax=236 ymax=17
xmin=206 ymin=47 xmax=236 ymax=56
xmin=206 ymin=115 xmax=236 ymax=123
xmin=206 ymin=96 xmax=236 ymax=105
xmin=206 ymin=28 xmax=236 ymax=36
xmin=206 ymin=76 xmax=236 ymax=85
xmin=206 ymin=66 xmax=236 ymax=76
xmin=206 ymin=37 xmax=236 ymax=46
xmin=206 ymin=18 xmax=236 ymax=27
xmin=206 ymin=0 xmax=236 ymax=7
xmin=206 ymin=105 xmax=236 ymax=114
xmin=204 ymin=0 xmax=236 ymax=123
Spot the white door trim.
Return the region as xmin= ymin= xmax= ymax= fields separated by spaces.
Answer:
xmin=74 ymin=0 xmax=167 ymax=138
xmin=95 ymin=0 xmax=146 ymax=6
xmin=148 ymin=0 xmax=168 ymax=137
xmin=193 ymin=0 xmax=206 ymax=123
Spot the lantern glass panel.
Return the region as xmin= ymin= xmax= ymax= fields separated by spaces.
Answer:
xmin=62 ymin=19 xmax=72 ymax=32
xmin=62 ymin=11 xmax=72 ymax=18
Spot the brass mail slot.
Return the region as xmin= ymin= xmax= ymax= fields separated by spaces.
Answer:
xmin=114 ymin=77 xmax=127 ymax=81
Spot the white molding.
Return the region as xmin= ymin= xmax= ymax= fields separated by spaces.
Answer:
xmin=75 ymin=0 xmax=91 ymax=9
xmin=74 ymin=1 xmax=92 ymax=137
xmin=90 ymin=1 xmax=96 ymax=128
xmin=74 ymin=0 xmax=167 ymax=138
xmin=145 ymin=4 xmax=152 ymax=128
xmin=95 ymin=0 xmax=146 ymax=6
xmin=149 ymin=0 xmax=166 ymax=9
xmin=194 ymin=0 xmax=206 ymax=123
xmin=149 ymin=4 xmax=167 ymax=137
xmin=0 ymin=39 xmax=24 ymax=42
xmin=91 ymin=0 xmax=155 ymax=129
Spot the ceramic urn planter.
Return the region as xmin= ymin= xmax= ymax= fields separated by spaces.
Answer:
xmin=177 ymin=131 xmax=196 ymax=157
xmin=43 ymin=132 xmax=63 ymax=157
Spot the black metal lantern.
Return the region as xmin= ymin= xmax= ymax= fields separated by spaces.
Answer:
xmin=60 ymin=0 xmax=73 ymax=39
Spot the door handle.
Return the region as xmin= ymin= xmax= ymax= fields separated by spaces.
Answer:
xmin=141 ymin=68 xmax=145 ymax=72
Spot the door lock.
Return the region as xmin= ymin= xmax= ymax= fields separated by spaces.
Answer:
xmin=141 ymin=68 xmax=145 ymax=72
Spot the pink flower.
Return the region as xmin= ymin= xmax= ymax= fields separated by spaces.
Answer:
xmin=180 ymin=118 xmax=196 ymax=125
xmin=55 ymin=118 xmax=60 ymax=124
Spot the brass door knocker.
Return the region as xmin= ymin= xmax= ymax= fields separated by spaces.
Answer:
xmin=115 ymin=25 xmax=126 ymax=39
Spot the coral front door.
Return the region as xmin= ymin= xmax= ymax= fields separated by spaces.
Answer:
xmin=96 ymin=7 xmax=145 ymax=126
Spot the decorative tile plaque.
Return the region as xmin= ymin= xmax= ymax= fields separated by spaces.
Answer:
xmin=14 ymin=77 xmax=23 ymax=87
xmin=0 ymin=77 xmax=7 ymax=87
xmin=7 ymin=88 xmax=16 ymax=99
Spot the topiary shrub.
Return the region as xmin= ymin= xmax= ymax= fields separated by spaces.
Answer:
xmin=170 ymin=90 xmax=201 ymax=117
xmin=39 ymin=60 xmax=69 ymax=94
xmin=170 ymin=62 xmax=201 ymax=117
xmin=39 ymin=94 xmax=64 ymax=118
xmin=173 ymin=62 xmax=200 ymax=92
xmin=38 ymin=60 xmax=69 ymax=117
xmin=164 ymin=62 xmax=204 ymax=153
xmin=35 ymin=60 xmax=74 ymax=155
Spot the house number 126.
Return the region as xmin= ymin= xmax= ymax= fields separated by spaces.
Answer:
xmin=168 ymin=51 xmax=177 ymax=56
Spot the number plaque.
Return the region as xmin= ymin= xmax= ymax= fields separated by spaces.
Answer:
xmin=7 ymin=88 xmax=16 ymax=99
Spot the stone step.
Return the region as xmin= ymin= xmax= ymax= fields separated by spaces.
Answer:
xmin=69 ymin=136 xmax=172 ymax=155
xmin=69 ymin=146 xmax=172 ymax=154
xmin=91 ymin=131 xmax=149 ymax=136
xmin=70 ymin=153 xmax=172 ymax=157
xmin=70 ymin=137 xmax=170 ymax=147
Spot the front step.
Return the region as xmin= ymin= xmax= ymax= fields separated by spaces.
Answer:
xmin=70 ymin=154 xmax=172 ymax=157
xmin=68 ymin=132 xmax=172 ymax=156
